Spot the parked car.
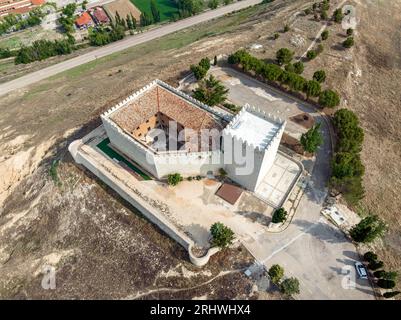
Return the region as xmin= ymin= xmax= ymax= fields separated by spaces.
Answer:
xmin=355 ymin=262 xmax=368 ymax=279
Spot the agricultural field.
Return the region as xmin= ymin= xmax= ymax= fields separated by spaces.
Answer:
xmin=131 ymin=0 xmax=179 ymax=21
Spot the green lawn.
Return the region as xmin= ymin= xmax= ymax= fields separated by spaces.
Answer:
xmin=97 ymin=138 xmax=151 ymax=180
xmin=131 ymin=0 xmax=179 ymax=22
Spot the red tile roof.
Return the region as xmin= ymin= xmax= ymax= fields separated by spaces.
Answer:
xmin=111 ymin=84 xmax=223 ymax=134
xmin=75 ymin=12 xmax=93 ymax=27
xmin=31 ymin=0 xmax=45 ymax=5
xmin=92 ymin=7 xmax=109 ymax=23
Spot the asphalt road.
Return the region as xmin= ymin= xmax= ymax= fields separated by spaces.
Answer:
xmin=0 ymin=0 xmax=262 ymax=97
xmin=209 ymin=67 xmax=374 ymax=299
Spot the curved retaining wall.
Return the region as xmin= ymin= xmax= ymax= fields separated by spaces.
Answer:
xmin=68 ymin=137 xmax=219 ymax=267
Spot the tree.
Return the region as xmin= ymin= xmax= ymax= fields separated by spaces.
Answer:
xmin=313 ymin=70 xmax=326 ymax=83
xmin=280 ymin=277 xmax=300 ymax=296
xmin=333 ymin=109 xmax=364 ymax=153
xmin=167 ymin=173 xmax=183 ymax=186
xmin=150 ymin=0 xmax=161 ymax=23
xmin=300 ymin=123 xmax=323 ymax=154
xmin=373 ymin=270 xmax=386 ymax=279
xmin=193 ymin=75 xmax=228 ymax=106
xmin=306 ymin=49 xmax=317 ymax=60
xmin=383 ymin=291 xmax=401 ymax=299
xmin=82 ymin=0 xmax=88 ymax=10
xmin=190 ymin=64 xmax=207 ymax=80
xmin=140 ymin=11 xmax=153 ymax=27
xmin=346 ymin=28 xmax=354 ymax=36
xmin=350 ymin=215 xmax=387 ymax=243
xmin=377 ymin=279 xmax=396 ymax=289
xmin=331 ymin=152 xmax=364 ymax=180
xmin=304 ymin=80 xmax=321 ymax=98
xmin=319 ymin=89 xmax=340 ymax=108
xmin=368 ymin=260 xmax=384 ymax=271
xmin=286 ymin=72 xmax=306 ymax=92
xmin=199 ymin=57 xmax=211 ymax=71
xmin=224 ymin=0 xmax=233 ymax=4
xmin=383 ymin=271 xmax=398 ymax=281
xmin=210 ymin=222 xmax=234 ymax=248
xmin=213 ymin=55 xmax=217 ymax=66
xmin=333 ymin=8 xmax=343 ymax=23
xmin=293 ymin=61 xmax=304 ymax=74
xmin=321 ymin=30 xmax=329 ymax=40
xmin=272 ymin=208 xmax=287 ymax=223
xmin=268 ymin=264 xmax=284 ymax=284
xmin=276 ymin=48 xmax=294 ymax=65
xmin=343 ymin=36 xmax=354 ymax=48
xmin=208 ymin=0 xmax=219 ymax=10
xmin=363 ymin=251 xmax=378 ymax=263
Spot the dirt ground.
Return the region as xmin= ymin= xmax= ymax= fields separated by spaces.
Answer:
xmin=0 ymin=0 xmax=400 ymax=298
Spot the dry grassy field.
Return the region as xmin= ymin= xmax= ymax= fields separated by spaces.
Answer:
xmin=0 ymin=0 xmax=400 ymax=297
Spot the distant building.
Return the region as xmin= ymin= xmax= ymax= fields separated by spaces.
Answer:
xmin=90 ymin=6 xmax=110 ymax=25
xmin=0 ymin=0 xmax=45 ymax=17
xmin=75 ymin=11 xmax=94 ymax=29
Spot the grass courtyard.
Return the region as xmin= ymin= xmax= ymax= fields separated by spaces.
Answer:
xmin=131 ymin=0 xmax=179 ymax=22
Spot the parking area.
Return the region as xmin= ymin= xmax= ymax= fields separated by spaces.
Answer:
xmin=256 ymin=153 xmax=302 ymax=207
xmin=209 ymin=67 xmax=311 ymax=139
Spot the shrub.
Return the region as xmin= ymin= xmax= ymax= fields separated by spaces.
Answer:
xmin=383 ymin=291 xmax=401 ymax=299
xmin=321 ymin=30 xmax=329 ymax=40
xmin=368 ymin=260 xmax=384 ymax=270
xmin=377 ymin=279 xmax=396 ymax=289
xmin=346 ymin=28 xmax=354 ymax=36
xmin=272 ymin=208 xmax=287 ymax=223
xmin=276 ymin=48 xmax=294 ymax=65
xmin=373 ymin=270 xmax=385 ymax=279
xmin=363 ymin=251 xmax=378 ymax=263
xmin=383 ymin=271 xmax=398 ymax=281
xmin=320 ymin=10 xmax=328 ymax=20
xmin=273 ymin=33 xmax=280 ymax=40
xmin=333 ymin=8 xmax=343 ymax=23
xmin=300 ymin=123 xmax=323 ymax=153
xmin=319 ymin=89 xmax=340 ymax=108
xmin=208 ymin=0 xmax=219 ymax=10
xmin=313 ymin=70 xmax=326 ymax=83
xmin=283 ymin=24 xmax=290 ymax=32
xmin=210 ymin=222 xmax=235 ymax=248
xmin=167 ymin=173 xmax=183 ymax=186
xmin=306 ymin=50 xmax=317 ymax=60
xmin=343 ymin=36 xmax=354 ymax=48
xmin=280 ymin=277 xmax=300 ymax=296
xmin=316 ymin=44 xmax=324 ymax=54
xmin=219 ymin=168 xmax=227 ymax=177
xmin=350 ymin=215 xmax=386 ymax=243
xmin=268 ymin=264 xmax=284 ymax=284
xmin=293 ymin=61 xmax=304 ymax=74
xmin=304 ymin=8 xmax=312 ymax=15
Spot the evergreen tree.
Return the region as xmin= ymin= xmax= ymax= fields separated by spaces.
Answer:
xmin=300 ymin=123 xmax=323 ymax=154
xmin=150 ymin=0 xmax=161 ymax=23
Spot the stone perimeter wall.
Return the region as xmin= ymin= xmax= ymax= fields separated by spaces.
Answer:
xmin=68 ymin=132 xmax=219 ymax=267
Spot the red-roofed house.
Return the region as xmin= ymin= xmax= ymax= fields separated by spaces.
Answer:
xmin=75 ymin=11 xmax=94 ymax=29
xmin=91 ymin=6 xmax=109 ymax=25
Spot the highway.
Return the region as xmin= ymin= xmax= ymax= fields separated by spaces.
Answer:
xmin=0 ymin=0 xmax=262 ymax=97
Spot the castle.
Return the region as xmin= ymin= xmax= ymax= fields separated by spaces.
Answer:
xmin=100 ymin=79 xmax=286 ymax=192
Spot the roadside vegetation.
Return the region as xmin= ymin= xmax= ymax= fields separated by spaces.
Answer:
xmin=330 ymin=109 xmax=365 ymax=206
xmin=227 ymin=49 xmax=340 ymax=108
xmin=362 ymin=251 xmax=399 ymax=298
xmin=300 ymin=123 xmax=323 ymax=154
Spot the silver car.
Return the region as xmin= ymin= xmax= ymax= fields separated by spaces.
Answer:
xmin=355 ymin=262 xmax=368 ymax=279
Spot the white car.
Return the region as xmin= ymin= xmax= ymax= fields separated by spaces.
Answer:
xmin=355 ymin=262 xmax=368 ymax=279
